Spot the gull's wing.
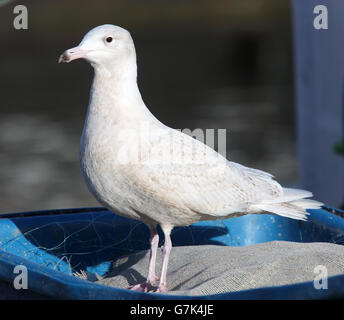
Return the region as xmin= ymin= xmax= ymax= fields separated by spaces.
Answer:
xmin=121 ymin=128 xmax=283 ymax=217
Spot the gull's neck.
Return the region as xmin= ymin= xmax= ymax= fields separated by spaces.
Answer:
xmin=85 ymin=61 xmax=156 ymax=130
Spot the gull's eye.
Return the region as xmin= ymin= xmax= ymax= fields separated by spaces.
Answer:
xmin=105 ymin=36 xmax=113 ymax=43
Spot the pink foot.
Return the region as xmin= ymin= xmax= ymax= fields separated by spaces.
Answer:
xmin=128 ymin=282 xmax=167 ymax=293
xmin=128 ymin=275 xmax=159 ymax=292
xmin=128 ymin=282 xmax=154 ymax=292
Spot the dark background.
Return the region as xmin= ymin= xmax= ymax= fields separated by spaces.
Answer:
xmin=0 ymin=0 xmax=296 ymax=213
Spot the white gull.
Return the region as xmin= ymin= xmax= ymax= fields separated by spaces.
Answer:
xmin=59 ymin=24 xmax=322 ymax=293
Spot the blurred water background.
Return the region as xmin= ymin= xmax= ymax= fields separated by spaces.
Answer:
xmin=0 ymin=0 xmax=297 ymax=213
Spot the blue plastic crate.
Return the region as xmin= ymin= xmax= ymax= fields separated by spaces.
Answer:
xmin=0 ymin=206 xmax=343 ymax=299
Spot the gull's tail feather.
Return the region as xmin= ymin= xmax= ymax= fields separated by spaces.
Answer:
xmin=251 ymin=188 xmax=323 ymax=221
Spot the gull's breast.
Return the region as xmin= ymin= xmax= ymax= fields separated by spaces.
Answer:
xmin=79 ymin=135 xmax=143 ymax=221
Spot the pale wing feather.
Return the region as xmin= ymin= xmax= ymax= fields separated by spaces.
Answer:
xmin=122 ymin=128 xmax=283 ymax=217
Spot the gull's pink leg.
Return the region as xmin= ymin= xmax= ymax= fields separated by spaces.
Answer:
xmin=156 ymin=226 xmax=172 ymax=293
xmin=129 ymin=226 xmax=159 ymax=292
xmin=146 ymin=228 xmax=159 ymax=284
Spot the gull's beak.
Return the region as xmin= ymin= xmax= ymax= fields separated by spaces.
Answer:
xmin=58 ymin=46 xmax=88 ymax=63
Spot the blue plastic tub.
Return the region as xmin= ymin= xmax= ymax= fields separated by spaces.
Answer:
xmin=0 ymin=206 xmax=343 ymax=299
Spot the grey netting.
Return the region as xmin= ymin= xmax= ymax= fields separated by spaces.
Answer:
xmin=94 ymin=241 xmax=344 ymax=295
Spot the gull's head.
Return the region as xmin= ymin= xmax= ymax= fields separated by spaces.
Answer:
xmin=58 ymin=25 xmax=136 ymax=70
